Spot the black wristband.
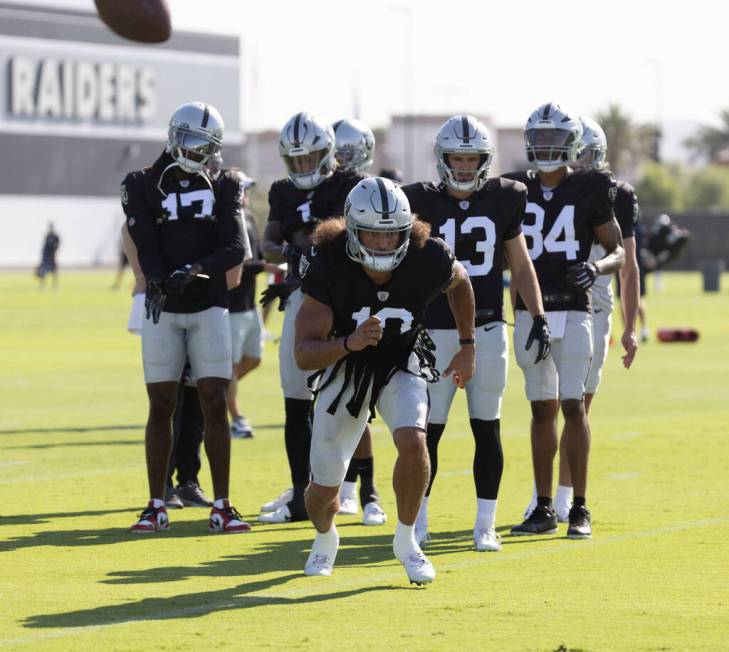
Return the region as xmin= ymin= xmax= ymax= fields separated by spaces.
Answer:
xmin=343 ymin=335 xmax=353 ymax=353
xmin=459 ymin=337 xmax=475 ymax=346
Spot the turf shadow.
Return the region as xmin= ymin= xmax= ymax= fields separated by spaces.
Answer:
xmin=5 ymin=439 xmax=141 ymax=450
xmin=100 ymin=527 xmax=481 ymax=589
xmin=0 ymin=521 xmax=230 ymax=553
xmin=0 ymin=508 xmax=138 ymax=528
xmin=0 ymin=425 xmax=144 ymax=435
xmin=23 ymin=574 xmax=404 ymax=630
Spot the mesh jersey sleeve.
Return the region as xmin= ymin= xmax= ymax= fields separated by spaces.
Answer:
xmin=588 ymin=171 xmax=618 ymax=229
xmin=122 ymin=172 xmax=165 ymax=281
xmin=614 ymin=183 xmax=639 ymax=239
xmin=299 ymin=248 xmax=333 ymax=306
xmin=503 ymin=183 xmax=527 ymax=241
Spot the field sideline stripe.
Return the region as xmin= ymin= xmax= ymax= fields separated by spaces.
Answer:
xmin=2 ymin=515 xmax=728 ymax=647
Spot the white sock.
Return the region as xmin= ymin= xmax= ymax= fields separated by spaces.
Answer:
xmin=416 ymin=496 xmax=429 ymax=530
xmin=475 ymin=498 xmax=497 ymax=530
xmin=340 ymin=481 xmax=357 ymax=499
xmin=151 ymin=498 xmax=165 ymax=509
xmin=213 ymin=498 xmax=228 ymax=509
xmin=393 ymin=520 xmax=418 ymax=559
xmin=312 ymin=524 xmax=339 ymax=554
xmin=555 ymin=485 xmax=573 ymax=507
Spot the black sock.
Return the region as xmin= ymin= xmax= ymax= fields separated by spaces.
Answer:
xmin=344 ymin=459 xmax=359 ymax=483
xmin=537 ymin=496 xmax=553 ymax=508
xmin=425 ymin=423 xmax=446 ymax=497
xmin=470 ymin=418 xmax=503 ymax=500
xmin=573 ymin=496 xmax=586 ymax=508
xmin=284 ymin=398 xmax=313 ymax=489
xmin=356 ymin=457 xmax=378 ymax=505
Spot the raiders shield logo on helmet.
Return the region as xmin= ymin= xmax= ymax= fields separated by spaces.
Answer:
xmin=299 ymin=255 xmax=310 ymax=278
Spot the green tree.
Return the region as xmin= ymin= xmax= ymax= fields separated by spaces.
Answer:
xmin=634 ymin=162 xmax=684 ymax=211
xmin=684 ymin=110 xmax=729 ymax=163
xmin=684 ymin=166 xmax=729 ymax=210
xmin=595 ymin=104 xmax=661 ymax=178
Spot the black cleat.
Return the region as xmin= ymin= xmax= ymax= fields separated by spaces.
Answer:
xmin=510 ymin=505 xmax=558 ymax=535
xmin=566 ymin=505 xmax=592 ymax=539
xmin=164 ymin=486 xmax=184 ymax=509
xmin=176 ymin=481 xmax=213 ymax=508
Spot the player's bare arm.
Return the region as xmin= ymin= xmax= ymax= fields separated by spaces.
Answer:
xmin=294 ymin=295 xmax=383 ymax=371
xmin=593 ymin=218 xmax=625 ymax=275
xmin=504 ymin=233 xmax=545 ymax=317
xmin=619 ymin=235 xmax=640 ymax=368
xmin=262 ymin=220 xmax=285 ymax=263
xmin=443 ymin=260 xmax=476 ymax=388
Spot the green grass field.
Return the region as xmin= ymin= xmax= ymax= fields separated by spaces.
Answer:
xmin=1 ymin=270 xmax=728 ymax=651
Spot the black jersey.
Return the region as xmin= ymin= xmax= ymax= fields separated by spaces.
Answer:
xmin=267 ymin=169 xmax=364 ymax=243
xmin=123 ymin=152 xmax=248 ymax=314
xmin=502 ymin=168 xmax=616 ymax=312
xmin=300 ymin=227 xmax=455 ymax=418
xmin=229 ymin=210 xmax=265 ymax=313
xmin=615 ymin=179 xmax=639 ymax=239
xmin=403 ymin=178 xmax=525 ymax=328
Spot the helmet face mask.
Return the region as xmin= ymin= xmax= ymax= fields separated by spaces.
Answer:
xmin=166 ymin=102 xmax=224 ymax=174
xmin=345 ymin=177 xmax=412 ymax=272
xmin=333 ymin=118 xmax=375 ymax=173
xmin=435 ymin=115 xmax=494 ymax=192
xmin=524 ymin=103 xmax=582 ymax=173
xmin=279 ymin=112 xmax=336 ymax=190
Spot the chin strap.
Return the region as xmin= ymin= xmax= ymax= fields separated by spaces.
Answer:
xmin=156 ymin=160 xmax=214 ymax=197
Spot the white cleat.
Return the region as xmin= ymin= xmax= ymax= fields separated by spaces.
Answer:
xmin=555 ymin=503 xmax=572 ymax=523
xmin=414 ymin=525 xmax=430 ymax=548
xmin=260 ymin=488 xmax=293 ymax=513
xmin=474 ymin=527 xmax=502 ymax=552
xmin=338 ymin=495 xmax=359 ymax=515
xmin=257 ymin=504 xmax=291 ymax=524
xmin=362 ymin=502 xmax=387 ymax=526
xmin=304 ymin=552 xmax=336 ymax=576
xmin=397 ymin=549 xmax=435 ymax=586
xmin=523 ymin=500 xmax=537 ymax=520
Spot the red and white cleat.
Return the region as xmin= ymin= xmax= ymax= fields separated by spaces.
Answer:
xmin=131 ymin=502 xmax=170 ymax=533
xmin=209 ymin=501 xmax=252 ymax=533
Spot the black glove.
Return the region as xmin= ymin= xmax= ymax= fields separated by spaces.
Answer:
xmin=260 ymin=277 xmax=298 ymax=311
xmin=525 ymin=314 xmax=551 ymax=363
xmin=165 ymin=264 xmax=195 ymax=294
xmin=565 ymin=262 xmax=599 ymax=290
xmin=281 ymin=244 xmax=303 ymax=266
xmin=145 ymin=279 xmax=166 ymax=325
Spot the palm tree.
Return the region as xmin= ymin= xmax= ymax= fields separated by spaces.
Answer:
xmin=684 ymin=110 xmax=729 ymax=163
xmin=595 ymin=104 xmax=659 ymax=178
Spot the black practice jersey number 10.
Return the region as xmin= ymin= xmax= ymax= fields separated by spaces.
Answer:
xmin=438 ymin=216 xmax=496 ymax=277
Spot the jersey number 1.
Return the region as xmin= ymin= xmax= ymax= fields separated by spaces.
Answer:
xmin=438 ymin=216 xmax=496 ymax=277
xmin=161 ymin=189 xmax=215 ymax=221
xmin=352 ymin=307 xmax=414 ymax=334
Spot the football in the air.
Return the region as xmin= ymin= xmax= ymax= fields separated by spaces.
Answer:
xmin=94 ymin=0 xmax=171 ymax=44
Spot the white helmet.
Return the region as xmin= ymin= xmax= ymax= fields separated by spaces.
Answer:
xmin=524 ymin=102 xmax=583 ymax=172
xmin=577 ymin=116 xmax=608 ymax=170
xmin=279 ymin=112 xmax=336 ymax=190
xmin=333 ymin=118 xmax=375 ymax=173
xmin=345 ymin=177 xmax=412 ymax=272
xmin=435 ymin=114 xmax=494 ymax=192
xmin=165 ymin=102 xmax=224 ymax=174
